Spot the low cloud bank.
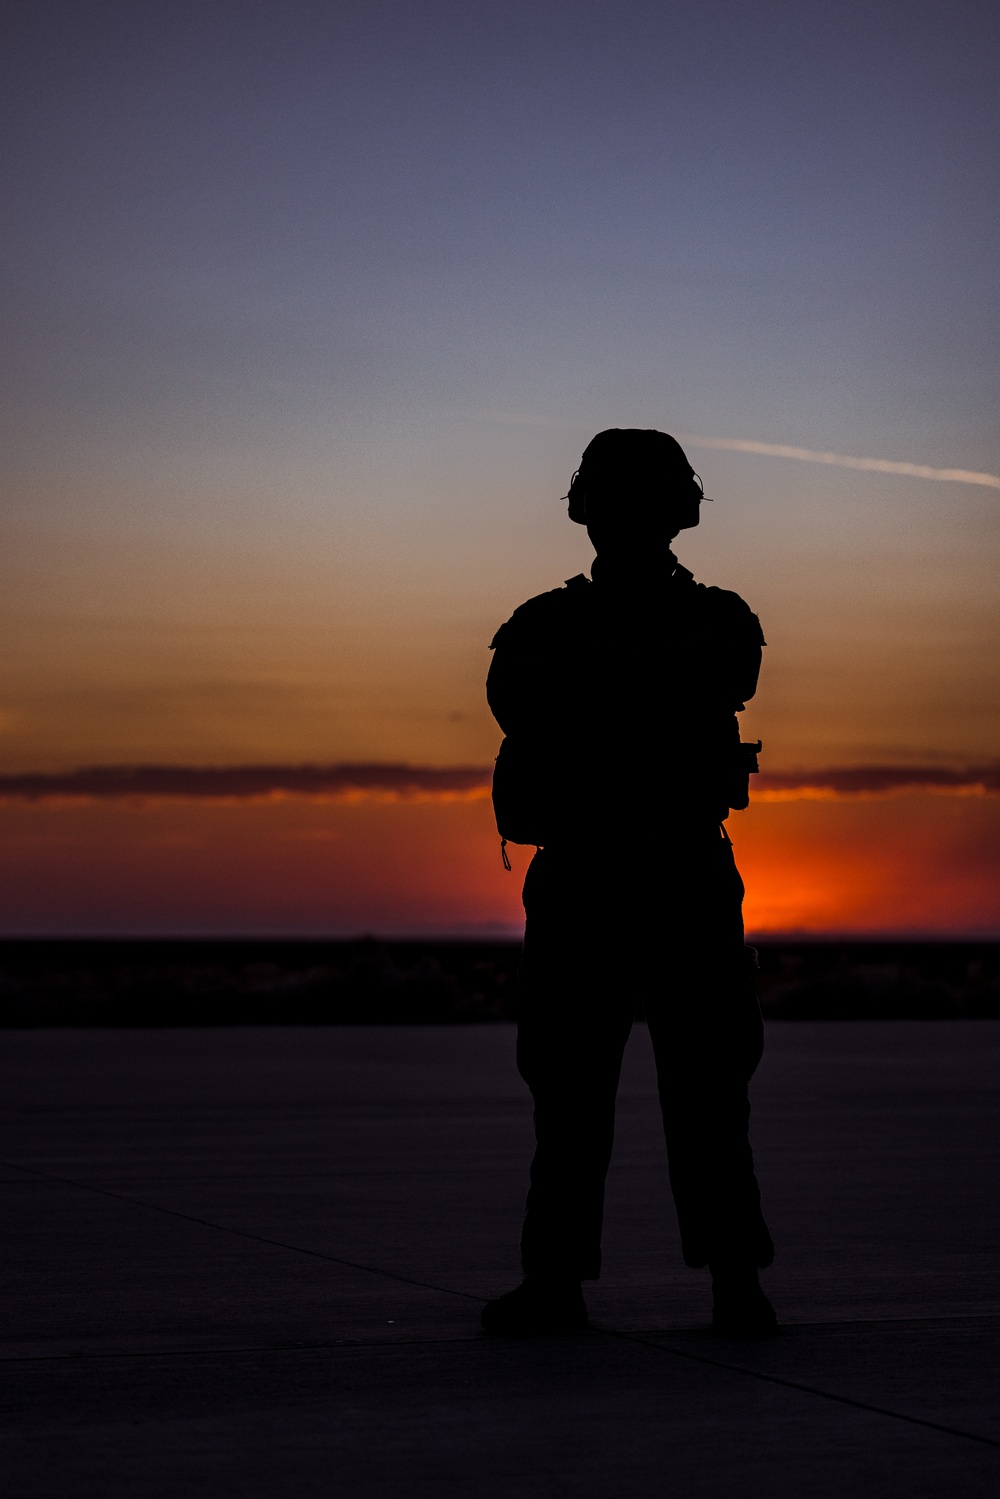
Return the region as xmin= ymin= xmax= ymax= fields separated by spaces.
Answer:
xmin=0 ymin=762 xmax=997 ymax=804
xmin=755 ymin=764 xmax=1000 ymax=798
xmin=0 ymin=764 xmax=493 ymax=803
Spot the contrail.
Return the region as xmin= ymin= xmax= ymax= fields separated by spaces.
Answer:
xmin=678 ymin=435 xmax=1000 ymax=489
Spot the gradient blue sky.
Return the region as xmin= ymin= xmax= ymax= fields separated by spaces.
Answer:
xmin=1 ymin=1 xmax=998 ymax=932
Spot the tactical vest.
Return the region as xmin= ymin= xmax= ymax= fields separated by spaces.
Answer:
xmin=488 ymin=569 xmax=764 ymax=849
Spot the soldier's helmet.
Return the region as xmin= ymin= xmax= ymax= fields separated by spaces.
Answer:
xmin=567 ymin=428 xmax=694 ymax=524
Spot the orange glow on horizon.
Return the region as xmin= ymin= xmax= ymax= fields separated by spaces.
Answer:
xmin=0 ymin=792 xmax=997 ymax=938
xmin=735 ymin=796 xmax=1000 ymax=935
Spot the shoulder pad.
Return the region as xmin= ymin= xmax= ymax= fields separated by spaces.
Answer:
xmin=489 ymin=576 xmax=591 ymax=649
xmin=698 ymin=585 xmax=766 ymax=646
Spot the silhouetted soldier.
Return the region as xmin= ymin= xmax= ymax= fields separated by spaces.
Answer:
xmin=482 ymin=428 xmax=776 ymax=1337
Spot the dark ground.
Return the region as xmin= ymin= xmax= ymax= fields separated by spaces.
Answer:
xmin=1 ymin=937 xmax=999 ymax=1024
xmin=3 ymin=1019 xmax=998 ymax=1496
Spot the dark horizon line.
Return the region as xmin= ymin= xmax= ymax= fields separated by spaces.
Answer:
xmin=1 ymin=931 xmax=998 ymax=945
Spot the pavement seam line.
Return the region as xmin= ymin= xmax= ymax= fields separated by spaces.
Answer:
xmin=0 ymin=1158 xmax=481 ymax=1304
xmin=8 ymin=1156 xmax=998 ymax=1451
xmin=0 ymin=1336 xmax=485 ymax=1365
xmin=604 ymin=1329 xmax=1000 ymax=1451
xmin=7 ymin=1329 xmax=1000 ymax=1455
xmin=8 ymin=1310 xmax=998 ymax=1369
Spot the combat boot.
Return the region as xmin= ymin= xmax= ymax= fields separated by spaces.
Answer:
xmin=481 ymin=1276 xmax=588 ymax=1335
xmin=710 ymin=1262 xmax=778 ymax=1337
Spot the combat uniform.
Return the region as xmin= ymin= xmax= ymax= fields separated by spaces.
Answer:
xmin=487 ymin=553 xmax=774 ymax=1279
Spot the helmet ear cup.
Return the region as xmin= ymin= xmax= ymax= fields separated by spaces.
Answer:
xmin=566 ymin=469 xmax=587 ymax=524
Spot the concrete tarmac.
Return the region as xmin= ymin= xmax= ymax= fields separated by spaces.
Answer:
xmin=2 ymin=1021 xmax=998 ymax=1496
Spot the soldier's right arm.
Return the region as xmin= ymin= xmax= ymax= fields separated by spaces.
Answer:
xmin=486 ymin=590 xmax=567 ymax=738
xmin=485 ymin=623 xmax=516 ymax=736
xmin=486 ymin=618 xmax=537 ymax=738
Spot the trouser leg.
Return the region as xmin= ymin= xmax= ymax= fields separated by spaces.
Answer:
xmin=647 ymin=968 xmax=773 ymax=1269
xmin=647 ymin=832 xmax=773 ymax=1269
xmin=516 ymin=989 xmax=633 ymax=1280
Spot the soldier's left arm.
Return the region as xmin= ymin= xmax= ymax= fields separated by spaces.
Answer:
xmin=708 ymin=588 xmax=767 ymax=709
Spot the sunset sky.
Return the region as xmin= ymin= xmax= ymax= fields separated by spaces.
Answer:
xmin=2 ymin=0 xmax=998 ymax=935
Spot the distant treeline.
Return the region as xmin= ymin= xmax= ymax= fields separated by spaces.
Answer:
xmin=0 ymin=938 xmax=998 ymax=1026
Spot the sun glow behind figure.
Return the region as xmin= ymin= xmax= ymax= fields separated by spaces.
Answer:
xmin=1 ymin=3 xmax=998 ymax=937
xmin=0 ymin=783 xmax=997 ymax=938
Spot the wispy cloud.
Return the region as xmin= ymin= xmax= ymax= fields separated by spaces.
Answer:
xmin=0 ymin=763 xmax=997 ymax=805
xmin=679 ymin=435 xmax=1000 ymax=489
